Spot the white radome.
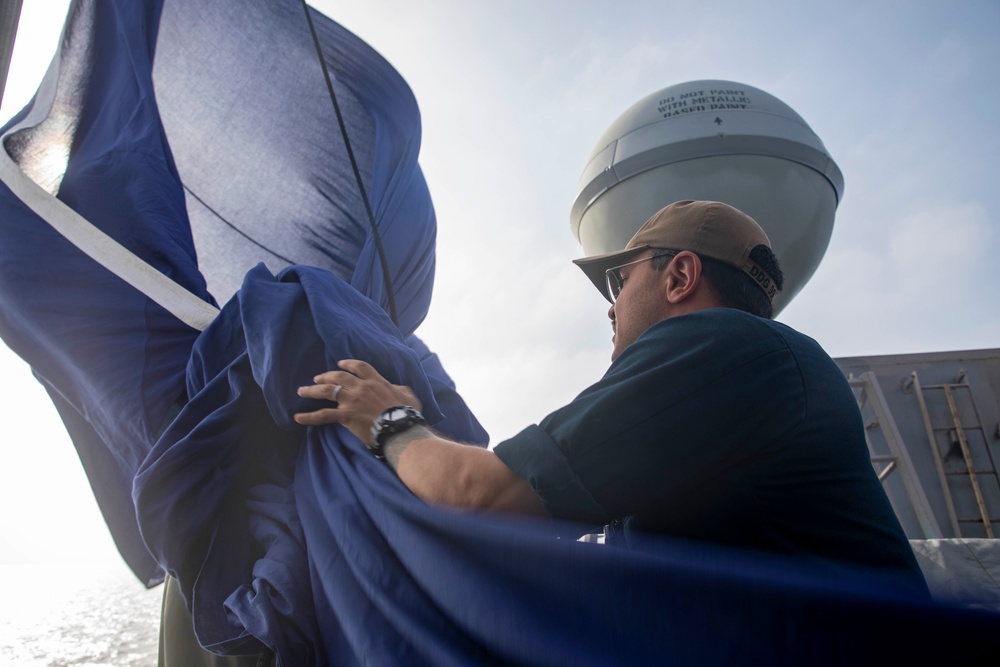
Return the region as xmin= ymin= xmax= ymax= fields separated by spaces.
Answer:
xmin=571 ymin=79 xmax=844 ymax=313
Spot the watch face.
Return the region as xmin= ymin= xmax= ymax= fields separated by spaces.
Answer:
xmin=387 ymin=408 xmax=409 ymax=421
xmin=371 ymin=406 xmax=425 ymax=450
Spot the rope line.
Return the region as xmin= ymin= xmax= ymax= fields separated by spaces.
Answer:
xmin=299 ymin=1 xmax=399 ymax=325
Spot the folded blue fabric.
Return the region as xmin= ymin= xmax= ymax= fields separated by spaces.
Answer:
xmin=136 ymin=265 xmax=996 ymax=666
xmin=3 ymin=1 xmax=997 ymax=665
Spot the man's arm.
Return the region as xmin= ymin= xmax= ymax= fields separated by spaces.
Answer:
xmin=294 ymin=360 xmax=546 ymax=516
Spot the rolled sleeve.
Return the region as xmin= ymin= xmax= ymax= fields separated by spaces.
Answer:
xmin=494 ymin=425 xmax=607 ymax=525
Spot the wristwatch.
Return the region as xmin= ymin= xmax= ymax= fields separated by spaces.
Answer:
xmin=369 ymin=406 xmax=426 ymax=458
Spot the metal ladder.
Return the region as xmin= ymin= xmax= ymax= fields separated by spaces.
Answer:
xmin=849 ymin=372 xmax=941 ymax=538
xmin=907 ymin=370 xmax=999 ymax=538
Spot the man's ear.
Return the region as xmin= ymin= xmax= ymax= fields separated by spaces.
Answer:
xmin=663 ymin=251 xmax=703 ymax=305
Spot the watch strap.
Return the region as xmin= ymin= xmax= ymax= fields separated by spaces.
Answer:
xmin=369 ymin=406 xmax=426 ymax=458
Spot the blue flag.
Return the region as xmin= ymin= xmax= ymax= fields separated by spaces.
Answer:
xmin=0 ymin=0 xmax=446 ymax=584
xmin=1 ymin=1 xmax=996 ymax=665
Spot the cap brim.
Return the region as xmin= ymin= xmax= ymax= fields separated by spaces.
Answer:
xmin=572 ymin=245 xmax=650 ymax=303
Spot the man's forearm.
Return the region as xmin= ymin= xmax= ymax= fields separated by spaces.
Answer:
xmin=293 ymin=360 xmax=544 ymax=516
xmin=382 ymin=426 xmax=547 ymax=516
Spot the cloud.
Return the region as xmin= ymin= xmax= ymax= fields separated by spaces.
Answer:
xmin=781 ymin=198 xmax=997 ymax=357
xmin=889 ymin=201 xmax=988 ymax=295
xmin=418 ymin=196 xmax=612 ymax=440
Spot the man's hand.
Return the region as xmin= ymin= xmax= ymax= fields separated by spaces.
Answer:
xmin=295 ymin=360 xmax=546 ymax=517
xmin=294 ymin=359 xmax=422 ymax=446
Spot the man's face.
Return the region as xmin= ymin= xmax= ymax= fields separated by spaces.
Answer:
xmin=607 ymin=252 xmax=671 ymax=361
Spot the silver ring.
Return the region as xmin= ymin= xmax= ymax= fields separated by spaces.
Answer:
xmin=331 ymin=384 xmax=343 ymax=402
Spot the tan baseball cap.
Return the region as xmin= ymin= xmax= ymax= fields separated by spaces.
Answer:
xmin=573 ymin=200 xmax=779 ymax=302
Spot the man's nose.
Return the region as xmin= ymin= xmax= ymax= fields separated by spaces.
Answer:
xmin=607 ymin=302 xmax=616 ymax=321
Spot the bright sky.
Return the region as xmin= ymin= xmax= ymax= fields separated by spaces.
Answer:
xmin=0 ymin=0 xmax=997 ymax=577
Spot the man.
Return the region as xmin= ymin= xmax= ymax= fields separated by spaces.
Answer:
xmin=295 ymin=200 xmax=925 ymax=587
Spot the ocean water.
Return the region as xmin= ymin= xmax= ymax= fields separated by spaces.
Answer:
xmin=0 ymin=563 xmax=161 ymax=666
